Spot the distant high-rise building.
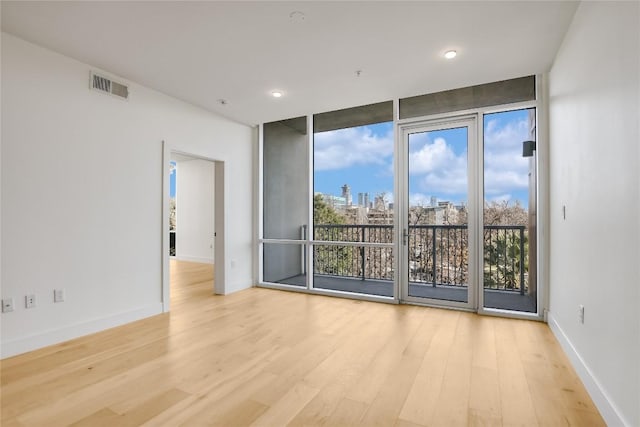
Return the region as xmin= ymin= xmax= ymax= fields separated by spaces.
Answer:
xmin=374 ymin=195 xmax=386 ymax=211
xmin=341 ymin=184 xmax=352 ymax=206
xmin=358 ymin=192 xmax=365 ymax=206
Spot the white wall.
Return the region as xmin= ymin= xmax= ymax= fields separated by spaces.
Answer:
xmin=548 ymin=2 xmax=639 ymax=426
xmin=175 ymin=159 xmax=215 ymax=264
xmin=0 ymin=33 xmax=255 ymax=358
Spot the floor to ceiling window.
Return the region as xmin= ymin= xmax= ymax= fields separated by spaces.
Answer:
xmin=260 ymin=76 xmax=542 ymax=318
xmin=312 ymin=102 xmax=394 ymax=297
xmin=482 ymin=108 xmax=537 ymax=313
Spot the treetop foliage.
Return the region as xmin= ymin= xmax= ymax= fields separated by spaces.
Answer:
xmin=314 ymin=194 xmax=346 ymax=225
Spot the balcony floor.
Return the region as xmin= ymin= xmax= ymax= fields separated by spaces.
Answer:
xmin=279 ymin=274 xmax=536 ymax=313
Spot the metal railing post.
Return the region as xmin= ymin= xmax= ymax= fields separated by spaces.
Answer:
xmin=360 ymin=225 xmax=366 ymax=280
xmin=301 ymin=225 xmax=307 ymax=275
xmin=432 ymin=226 xmax=437 ymax=287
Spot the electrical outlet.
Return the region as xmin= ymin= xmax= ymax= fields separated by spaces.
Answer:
xmin=54 ymin=289 xmax=65 ymax=303
xmin=2 ymin=298 xmax=14 ymax=313
xmin=25 ymin=294 xmax=36 ymax=309
xmin=578 ymin=304 xmax=584 ymax=324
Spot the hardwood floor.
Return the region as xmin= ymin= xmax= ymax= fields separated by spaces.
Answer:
xmin=1 ymin=260 xmax=604 ymax=426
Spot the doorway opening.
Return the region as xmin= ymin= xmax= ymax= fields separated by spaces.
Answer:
xmin=162 ymin=147 xmax=226 ymax=311
xmin=400 ymin=117 xmax=477 ymax=310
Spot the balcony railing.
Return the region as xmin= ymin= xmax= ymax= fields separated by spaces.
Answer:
xmin=314 ymin=224 xmax=394 ymax=281
xmin=313 ymin=224 xmax=528 ymax=294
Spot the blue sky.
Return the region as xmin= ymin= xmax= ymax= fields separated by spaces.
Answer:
xmin=170 ymin=161 xmax=176 ymax=198
xmin=313 ymin=108 xmax=532 ymax=208
xmin=314 ymin=122 xmax=394 ymax=200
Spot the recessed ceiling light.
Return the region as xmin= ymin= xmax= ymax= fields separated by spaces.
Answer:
xmin=289 ymin=11 xmax=305 ymax=22
xmin=444 ymin=50 xmax=457 ymax=59
xmin=217 ymin=99 xmax=228 ymax=105
xmin=271 ymin=90 xmax=283 ymax=98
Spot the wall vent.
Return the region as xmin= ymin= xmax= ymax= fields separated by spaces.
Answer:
xmin=90 ymin=72 xmax=129 ymax=100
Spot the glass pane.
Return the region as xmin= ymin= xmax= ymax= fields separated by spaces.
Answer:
xmin=263 ymin=243 xmax=306 ymax=287
xmin=169 ymin=161 xmax=176 ymax=256
xmin=483 ymin=108 xmax=537 ymax=313
xmin=312 ymin=107 xmax=394 ymax=297
xmin=313 ymin=243 xmax=393 ymax=297
xmin=263 ymin=117 xmax=308 ymax=240
xmin=407 ymin=126 xmax=469 ymax=303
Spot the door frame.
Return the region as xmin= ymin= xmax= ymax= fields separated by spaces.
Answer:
xmin=161 ymin=141 xmax=227 ymax=312
xmin=397 ymin=115 xmax=479 ymax=310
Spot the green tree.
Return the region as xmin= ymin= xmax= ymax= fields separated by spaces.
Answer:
xmin=483 ymin=201 xmax=528 ymax=291
xmin=314 ymin=194 xmax=345 ymax=225
xmin=313 ymin=194 xmax=354 ymax=276
xmin=169 ymin=198 xmax=177 ymax=231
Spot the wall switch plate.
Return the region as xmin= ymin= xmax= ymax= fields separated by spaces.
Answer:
xmin=25 ymin=294 xmax=36 ymax=309
xmin=54 ymin=289 xmax=65 ymax=303
xmin=2 ymin=298 xmax=15 ymax=313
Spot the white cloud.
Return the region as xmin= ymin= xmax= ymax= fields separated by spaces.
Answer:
xmin=484 ymin=116 xmax=530 ymax=149
xmin=419 ymin=170 xmax=468 ymax=195
xmin=484 ymin=169 xmax=529 ymax=195
xmin=405 ymin=113 xmax=533 ymax=198
xmin=313 ymin=113 xmax=533 ymax=201
xmin=409 ymin=193 xmax=434 ymax=207
xmin=483 ymin=115 xmax=531 ymax=195
xmin=314 ymin=127 xmax=393 ymax=171
xmin=409 ymin=137 xmax=463 ymax=174
xmin=409 ymin=137 xmax=468 ymax=195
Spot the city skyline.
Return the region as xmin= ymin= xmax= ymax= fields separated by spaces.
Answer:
xmin=313 ymin=109 xmax=533 ymax=209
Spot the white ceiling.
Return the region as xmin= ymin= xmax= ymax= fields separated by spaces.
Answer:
xmin=1 ymin=1 xmax=578 ymax=126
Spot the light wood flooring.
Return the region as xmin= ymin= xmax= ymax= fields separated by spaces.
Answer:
xmin=1 ymin=260 xmax=604 ymax=426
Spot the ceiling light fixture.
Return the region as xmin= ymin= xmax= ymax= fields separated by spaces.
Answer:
xmin=444 ymin=50 xmax=457 ymax=59
xmin=271 ymin=90 xmax=283 ymax=98
xmin=289 ymin=11 xmax=305 ymax=22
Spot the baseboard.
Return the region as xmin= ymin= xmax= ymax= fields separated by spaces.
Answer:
xmin=548 ymin=312 xmax=630 ymax=427
xmin=0 ymin=303 xmax=163 ymax=359
xmin=174 ymin=255 xmax=214 ymax=264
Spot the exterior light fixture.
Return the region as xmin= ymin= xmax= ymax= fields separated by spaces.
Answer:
xmin=522 ymin=140 xmax=536 ymax=157
xmin=444 ymin=50 xmax=457 ymax=59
